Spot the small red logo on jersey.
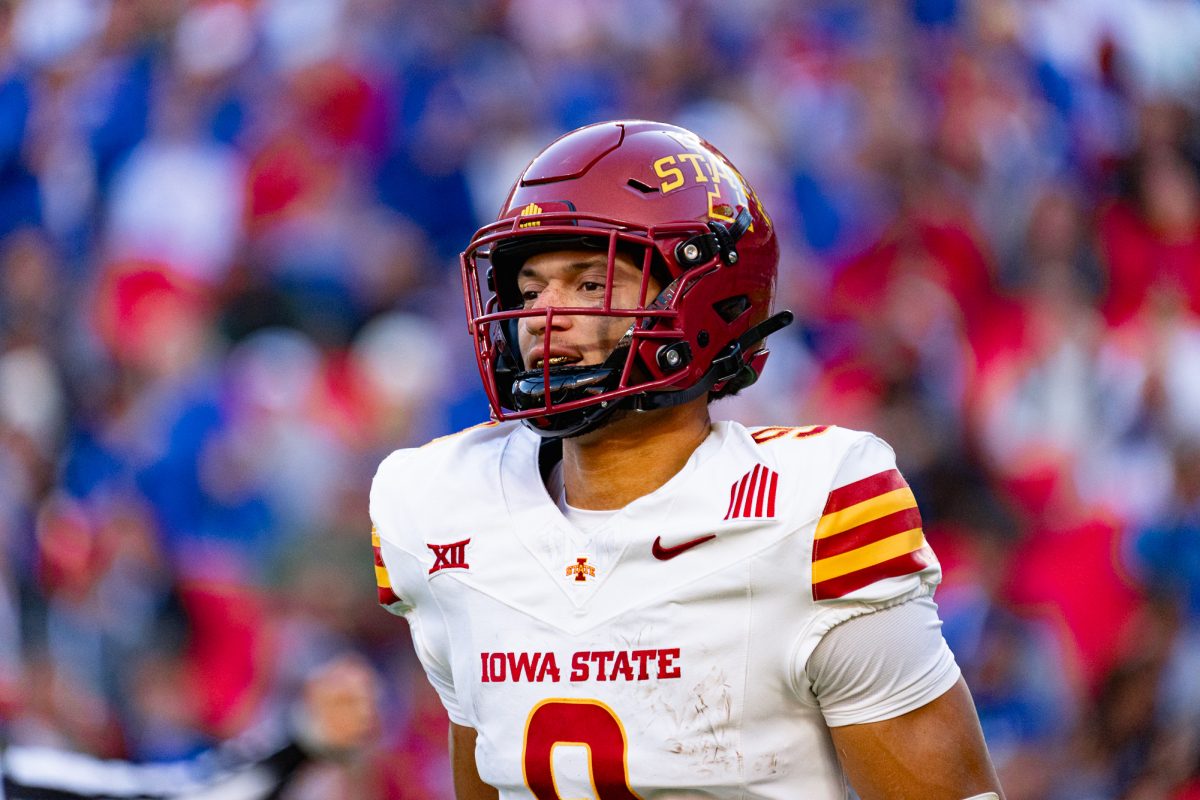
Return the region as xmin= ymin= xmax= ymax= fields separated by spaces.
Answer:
xmin=565 ymin=557 xmax=596 ymax=582
xmin=725 ymin=464 xmax=779 ymax=520
xmin=651 ymin=534 xmax=716 ymax=561
xmin=428 ymin=538 xmax=470 ymax=574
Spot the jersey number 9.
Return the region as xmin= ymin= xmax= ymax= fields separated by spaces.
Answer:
xmin=522 ymin=699 xmax=641 ymax=799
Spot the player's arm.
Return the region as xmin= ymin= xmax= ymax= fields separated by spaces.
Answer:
xmin=374 ymin=514 xmax=483 ymax=797
xmin=374 ymin=470 xmax=484 ymax=797
xmin=805 ymin=599 xmax=1003 ymax=800
xmin=450 ymin=723 xmax=499 ymax=800
xmin=801 ymin=433 xmax=1001 ymax=797
xmin=830 ymin=677 xmax=1002 ymax=800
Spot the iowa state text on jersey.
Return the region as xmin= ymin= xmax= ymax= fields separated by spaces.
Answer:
xmin=480 ymin=648 xmax=682 ymax=683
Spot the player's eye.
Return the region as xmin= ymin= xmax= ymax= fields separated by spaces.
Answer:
xmin=580 ymin=281 xmax=605 ymax=293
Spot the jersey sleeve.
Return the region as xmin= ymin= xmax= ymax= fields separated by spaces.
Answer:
xmin=368 ymin=450 xmax=468 ymax=725
xmin=789 ymin=432 xmax=944 ymax=701
xmin=371 ymin=525 xmax=410 ymax=615
xmin=805 ymin=596 xmax=961 ymax=726
xmin=809 ymin=433 xmax=939 ymax=606
xmin=369 ymin=448 xmax=432 ymax=618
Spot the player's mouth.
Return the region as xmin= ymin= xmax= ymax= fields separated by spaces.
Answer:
xmin=530 ymin=355 xmax=582 ymax=369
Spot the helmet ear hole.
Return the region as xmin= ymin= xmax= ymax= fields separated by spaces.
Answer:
xmin=713 ymin=296 xmax=751 ymax=323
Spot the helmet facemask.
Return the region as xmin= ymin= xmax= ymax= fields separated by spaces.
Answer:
xmin=462 ymin=208 xmax=785 ymax=439
xmin=464 ymin=218 xmax=700 ymax=438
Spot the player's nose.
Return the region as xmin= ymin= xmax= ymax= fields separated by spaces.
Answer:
xmin=524 ymin=287 xmax=574 ymax=334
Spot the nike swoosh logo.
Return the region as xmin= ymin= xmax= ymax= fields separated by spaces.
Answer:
xmin=652 ymin=534 xmax=717 ymax=561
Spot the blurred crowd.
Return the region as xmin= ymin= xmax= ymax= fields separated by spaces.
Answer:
xmin=1 ymin=0 xmax=1199 ymax=797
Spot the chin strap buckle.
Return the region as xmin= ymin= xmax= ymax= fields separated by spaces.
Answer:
xmin=708 ymin=310 xmax=795 ymax=382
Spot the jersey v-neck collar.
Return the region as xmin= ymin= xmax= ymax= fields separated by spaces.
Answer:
xmin=496 ymin=422 xmax=735 ymax=608
xmin=502 ymin=422 xmax=733 ymax=532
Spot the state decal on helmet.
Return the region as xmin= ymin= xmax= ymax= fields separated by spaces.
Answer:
xmin=461 ymin=120 xmax=791 ymax=438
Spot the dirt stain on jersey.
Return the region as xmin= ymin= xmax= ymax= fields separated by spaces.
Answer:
xmin=662 ymin=665 xmax=737 ymax=775
xmin=751 ymin=752 xmax=782 ymax=777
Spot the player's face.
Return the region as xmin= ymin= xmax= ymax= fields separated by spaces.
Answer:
xmin=515 ymin=249 xmax=660 ymax=370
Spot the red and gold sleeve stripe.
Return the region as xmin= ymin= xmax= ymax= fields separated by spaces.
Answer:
xmin=750 ymin=425 xmax=830 ymax=445
xmin=372 ymin=527 xmax=403 ymax=606
xmin=812 ymin=469 xmax=933 ymax=600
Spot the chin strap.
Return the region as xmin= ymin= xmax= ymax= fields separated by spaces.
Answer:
xmin=538 ymin=437 xmax=564 ymax=479
xmin=632 ymin=309 xmax=795 ymax=411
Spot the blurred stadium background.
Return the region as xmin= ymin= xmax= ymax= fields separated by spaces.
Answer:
xmin=1 ymin=0 xmax=1200 ymax=797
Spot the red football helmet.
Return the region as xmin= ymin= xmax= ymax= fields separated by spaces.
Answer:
xmin=461 ymin=120 xmax=790 ymax=438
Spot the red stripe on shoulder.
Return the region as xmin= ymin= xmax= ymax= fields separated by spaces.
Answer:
xmin=813 ymin=506 xmax=924 ymax=560
xmin=812 ymin=549 xmax=932 ymax=601
xmin=822 ymin=468 xmax=907 ymax=514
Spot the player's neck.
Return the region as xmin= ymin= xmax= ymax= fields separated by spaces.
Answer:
xmin=558 ymin=398 xmax=712 ymax=511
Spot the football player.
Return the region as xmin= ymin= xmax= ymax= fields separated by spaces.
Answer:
xmin=371 ymin=121 xmax=1004 ymax=799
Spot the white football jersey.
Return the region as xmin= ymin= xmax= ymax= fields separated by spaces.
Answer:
xmin=370 ymin=421 xmax=944 ymax=799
